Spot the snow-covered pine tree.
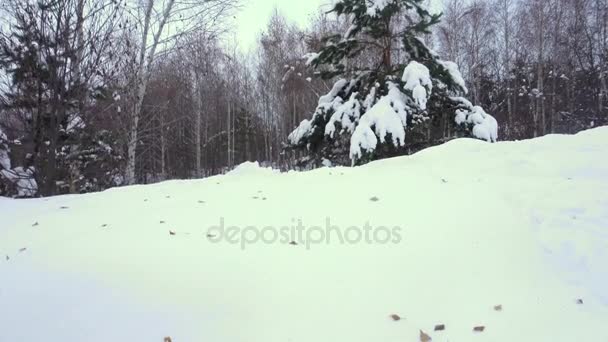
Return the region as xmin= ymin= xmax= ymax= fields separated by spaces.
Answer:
xmin=286 ymin=0 xmax=497 ymax=166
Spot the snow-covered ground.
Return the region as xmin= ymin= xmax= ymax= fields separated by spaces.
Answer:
xmin=1 ymin=128 xmax=608 ymax=342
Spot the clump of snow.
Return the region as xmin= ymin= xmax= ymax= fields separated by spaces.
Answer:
xmin=350 ymin=84 xmax=409 ymax=161
xmin=453 ymin=97 xmax=498 ymax=142
xmin=325 ymin=93 xmax=361 ymax=138
xmin=66 ymin=113 xmax=85 ymax=133
xmin=363 ymin=85 xmax=378 ymax=111
xmin=344 ymin=24 xmax=357 ymax=39
xmin=402 ymin=61 xmax=432 ymax=110
xmin=303 ymin=52 xmax=319 ymax=66
xmin=0 ymin=166 xmax=37 ymax=197
xmin=288 ymin=119 xmax=312 ymax=145
xmin=290 ymin=79 xmax=352 ymax=145
xmin=439 ymin=60 xmax=468 ymax=94
xmin=319 ymin=79 xmax=347 ymax=104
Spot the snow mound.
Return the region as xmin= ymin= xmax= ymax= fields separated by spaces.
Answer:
xmin=1 ymin=127 xmax=607 ymax=342
xmin=227 ymin=161 xmax=278 ymax=176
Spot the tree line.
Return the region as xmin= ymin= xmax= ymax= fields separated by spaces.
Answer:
xmin=0 ymin=0 xmax=606 ymax=197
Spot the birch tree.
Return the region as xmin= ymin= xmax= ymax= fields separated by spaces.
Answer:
xmin=124 ymin=0 xmax=237 ymax=184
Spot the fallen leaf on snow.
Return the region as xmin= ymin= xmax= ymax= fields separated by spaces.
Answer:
xmin=494 ymin=304 xmax=502 ymax=311
xmin=289 ymin=241 xmax=298 ymax=245
xmin=473 ymin=326 xmax=485 ymax=332
xmin=434 ymin=324 xmax=445 ymax=331
xmin=576 ymin=299 xmax=583 ymax=304
xmin=32 ymin=222 xmax=39 ymax=227
xmin=370 ymin=196 xmax=379 ymax=202
xmin=389 ymin=314 xmax=401 ymax=321
xmin=420 ymin=329 xmax=432 ymax=342
xmin=19 ymin=248 xmax=27 ymax=253
xmin=169 ymin=231 xmax=176 ymax=236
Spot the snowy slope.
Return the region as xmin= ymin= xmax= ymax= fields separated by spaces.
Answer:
xmin=1 ymin=128 xmax=608 ymax=342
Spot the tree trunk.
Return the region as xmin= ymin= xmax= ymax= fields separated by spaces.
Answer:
xmin=125 ymin=0 xmax=175 ymax=184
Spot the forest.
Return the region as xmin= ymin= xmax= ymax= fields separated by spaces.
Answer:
xmin=0 ymin=0 xmax=606 ymax=197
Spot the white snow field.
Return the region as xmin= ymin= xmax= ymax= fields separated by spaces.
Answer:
xmin=1 ymin=128 xmax=608 ymax=342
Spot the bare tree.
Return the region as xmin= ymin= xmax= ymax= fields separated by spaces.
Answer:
xmin=124 ymin=0 xmax=237 ymax=184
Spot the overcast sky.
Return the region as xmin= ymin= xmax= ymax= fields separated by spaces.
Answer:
xmin=231 ymin=0 xmax=332 ymax=51
xmin=231 ymin=0 xmax=443 ymax=51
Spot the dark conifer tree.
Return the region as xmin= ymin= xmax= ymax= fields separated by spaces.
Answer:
xmin=287 ymin=0 xmax=497 ymax=166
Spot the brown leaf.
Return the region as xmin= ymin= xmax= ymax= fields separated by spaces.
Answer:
xmin=289 ymin=241 xmax=298 ymax=245
xmin=160 ymin=221 xmax=165 ymax=224
xmin=494 ymin=304 xmax=502 ymax=311
xmin=59 ymin=206 xmax=69 ymax=209
xmin=576 ymin=298 xmax=583 ymax=304
xmin=19 ymin=247 xmax=27 ymax=253
xmin=473 ymin=326 xmax=485 ymax=332
xmin=101 ymin=224 xmax=108 ymax=228
xmin=164 ymin=337 xmax=172 ymax=342
xmin=434 ymin=324 xmax=445 ymax=331
xmin=32 ymin=222 xmax=39 ymax=227
xmin=420 ymin=330 xmax=432 ymax=342
xmin=389 ymin=314 xmax=401 ymax=321
xmin=169 ymin=231 xmax=176 ymax=236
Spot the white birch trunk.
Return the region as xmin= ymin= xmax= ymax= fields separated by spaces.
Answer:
xmin=125 ymin=0 xmax=176 ymax=184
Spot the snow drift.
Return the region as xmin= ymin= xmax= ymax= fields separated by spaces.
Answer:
xmin=1 ymin=128 xmax=608 ymax=342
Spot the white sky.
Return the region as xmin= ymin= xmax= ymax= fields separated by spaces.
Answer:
xmin=231 ymin=0 xmax=443 ymax=51
xmin=231 ymin=0 xmax=333 ymax=51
